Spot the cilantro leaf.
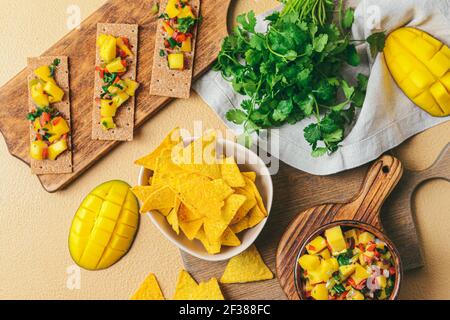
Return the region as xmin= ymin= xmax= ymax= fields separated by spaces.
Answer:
xmin=226 ymin=109 xmax=248 ymax=125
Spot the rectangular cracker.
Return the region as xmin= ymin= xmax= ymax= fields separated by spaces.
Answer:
xmin=28 ymin=56 xmax=73 ymax=175
xmin=149 ymin=0 xmax=201 ymax=99
xmin=92 ymin=23 xmax=139 ymax=141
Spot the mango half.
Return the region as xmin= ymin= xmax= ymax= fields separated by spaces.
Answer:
xmin=69 ymin=180 xmax=139 ymax=270
xmin=384 ymin=27 xmax=450 ymax=117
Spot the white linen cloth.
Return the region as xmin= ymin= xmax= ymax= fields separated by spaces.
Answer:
xmin=193 ymin=0 xmax=450 ymax=175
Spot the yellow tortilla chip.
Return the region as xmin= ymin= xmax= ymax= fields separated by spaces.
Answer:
xmin=152 ymin=149 xmax=186 ymax=186
xmin=231 ymin=188 xmax=257 ymax=224
xmin=178 ymin=203 xmax=202 ymax=222
xmin=158 ymin=207 xmax=172 ymax=217
xmin=220 ymin=245 xmax=273 ymax=284
xmin=244 ymin=177 xmax=268 ymax=216
xmin=220 ymin=156 xmax=246 ymax=187
xmin=193 ymin=278 xmax=225 ymax=300
xmin=174 ymin=175 xmax=233 ymax=219
xmin=167 ymin=207 xmax=180 ymax=235
xmin=174 ymin=131 xmax=221 ymax=179
xmin=131 ymin=185 xmax=157 ymax=203
xmin=180 ymin=218 xmax=204 ymax=240
xmin=131 ymin=273 xmax=165 ymax=300
xmin=195 ymin=228 xmax=221 ymax=255
xmin=230 ymin=216 xmax=250 ymax=234
xmin=248 ymin=205 xmax=266 ymax=228
xmin=203 ymin=193 xmax=246 ymax=242
xmin=140 ymin=185 xmax=177 ymax=213
xmin=135 ymin=127 xmax=182 ymax=171
xmin=221 ymin=228 xmax=241 ymax=247
xmin=173 ymin=270 xmax=198 ymax=300
xmin=242 ymin=171 xmax=256 ymax=182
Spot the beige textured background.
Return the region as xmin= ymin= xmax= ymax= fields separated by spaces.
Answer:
xmin=0 ymin=0 xmax=449 ymax=300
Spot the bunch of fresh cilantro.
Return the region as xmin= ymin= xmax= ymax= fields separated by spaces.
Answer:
xmin=214 ymin=0 xmax=385 ymax=156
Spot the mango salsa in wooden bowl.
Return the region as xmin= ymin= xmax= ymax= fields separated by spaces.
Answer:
xmin=295 ymin=221 xmax=402 ymax=300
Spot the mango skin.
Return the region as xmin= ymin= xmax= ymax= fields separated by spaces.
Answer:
xmin=384 ymin=27 xmax=450 ymax=117
xmin=69 ymin=180 xmax=139 ymax=270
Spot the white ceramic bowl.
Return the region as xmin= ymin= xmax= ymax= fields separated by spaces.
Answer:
xmin=138 ymin=137 xmax=273 ymax=261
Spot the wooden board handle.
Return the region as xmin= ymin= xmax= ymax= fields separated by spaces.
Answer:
xmin=336 ymin=155 xmax=403 ymax=228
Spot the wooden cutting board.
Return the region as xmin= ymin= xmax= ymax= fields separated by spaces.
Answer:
xmin=182 ymin=145 xmax=450 ymax=300
xmin=0 ymin=0 xmax=230 ymax=193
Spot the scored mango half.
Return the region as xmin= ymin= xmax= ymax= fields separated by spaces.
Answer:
xmin=69 ymin=180 xmax=139 ymax=270
xmin=384 ymin=27 xmax=450 ymax=117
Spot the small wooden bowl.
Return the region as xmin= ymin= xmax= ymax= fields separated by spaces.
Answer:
xmin=294 ymin=220 xmax=403 ymax=300
xmin=277 ymin=155 xmax=405 ymax=300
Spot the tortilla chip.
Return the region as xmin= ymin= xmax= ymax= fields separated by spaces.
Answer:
xmin=178 ymin=203 xmax=202 ymax=222
xmin=248 ymin=205 xmax=266 ymax=228
xmin=173 ymin=270 xmax=198 ymax=300
xmin=203 ymin=193 xmax=246 ymax=242
xmin=135 ymin=127 xmax=182 ymax=170
xmin=231 ymin=188 xmax=257 ymax=224
xmin=131 ymin=185 xmax=158 ymax=203
xmin=242 ymin=171 xmax=256 ymax=182
xmin=167 ymin=207 xmax=180 ymax=235
xmin=230 ymin=217 xmax=250 ymax=234
xmin=220 ymin=245 xmax=273 ymax=284
xmin=174 ymin=131 xmax=221 ymax=179
xmin=195 ymin=228 xmax=221 ymax=255
xmin=220 ymin=156 xmax=246 ymax=187
xmin=131 ymin=273 xmax=165 ymax=300
xmin=193 ymin=278 xmax=225 ymax=300
xmin=244 ymin=177 xmax=268 ymax=216
xmin=173 ymin=175 xmax=233 ymax=219
xmin=140 ymin=185 xmax=177 ymax=213
xmin=158 ymin=207 xmax=172 ymax=217
xmin=180 ymin=218 xmax=204 ymax=240
xmin=152 ymin=149 xmax=186 ymax=186
xmin=221 ymin=228 xmax=241 ymax=247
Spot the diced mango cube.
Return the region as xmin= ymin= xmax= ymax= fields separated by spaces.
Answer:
xmin=318 ymin=248 xmax=331 ymax=260
xmin=339 ymin=265 xmax=356 ymax=280
xmin=376 ymin=276 xmax=387 ymax=289
xmin=306 ymin=236 xmax=327 ymax=254
xmin=358 ymin=231 xmax=375 ymax=245
xmin=168 ymin=53 xmax=185 ymax=70
xmin=298 ymin=254 xmax=320 ymax=272
xmin=325 ymin=226 xmax=347 ymax=255
xmin=351 ymin=264 xmax=370 ymax=285
xmin=311 ymin=284 xmax=328 ymax=300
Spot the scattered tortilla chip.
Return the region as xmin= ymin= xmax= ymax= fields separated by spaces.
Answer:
xmin=135 ymin=127 xmax=182 ymax=170
xmin=193 ymin=278 xmax=225 ymax=300
xmin=221 ymin=228 xmax=241 ymax=247
xmin=173 ymin=270 xmax=198 ymax=300
xmin=220 ymin=156 xmax=246 ymax=187
xmin=180 ymin=218 xmax=204 ymax=240
xmin=131 ymin=273 xmax=165 ymax=300
xmin=242 ymin=171 xmax=256 ymax=182
xmin=140 ymin=185 xmax=177 ymax=213
xmin=220 ymin=245 xmax=273 ymax=284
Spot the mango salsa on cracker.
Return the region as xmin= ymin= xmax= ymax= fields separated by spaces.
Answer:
xmin=132 ymin=128 xmax=269 ymax=255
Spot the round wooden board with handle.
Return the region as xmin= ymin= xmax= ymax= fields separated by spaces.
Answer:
xmin=276 ymin=155 xmax=404 ymax=300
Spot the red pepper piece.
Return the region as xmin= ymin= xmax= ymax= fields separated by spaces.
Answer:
xmin=389 ymin=267 xmax=396 ymax=275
